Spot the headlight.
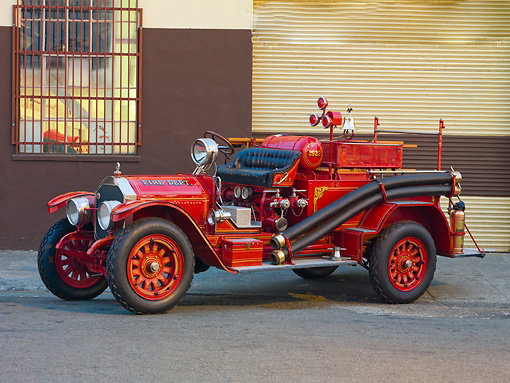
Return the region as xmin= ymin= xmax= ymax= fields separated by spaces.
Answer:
xmin=191 ymin=138 xmax=218 ymax=169
xmin=66 ymin=197 xmax=91 ymax=227
xmin=98 ymin=200 xmax=121 ymax=231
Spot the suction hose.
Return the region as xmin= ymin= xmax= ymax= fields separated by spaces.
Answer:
xmin=270 ymin=172 xmax=453 ymax=250
xmin=269 ymin=183 xmax=452 ymax=265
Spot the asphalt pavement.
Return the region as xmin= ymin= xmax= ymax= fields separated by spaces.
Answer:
xmin=1 ymin=249 xmax=509 ymax=382
xmin=1 ymin=249 xmax=509 ymax=311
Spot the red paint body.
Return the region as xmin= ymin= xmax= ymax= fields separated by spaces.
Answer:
xmin=43 ymin=98 xmax=477 ymax=315
xmin=47 ymin=132 xmax=460 ymax=273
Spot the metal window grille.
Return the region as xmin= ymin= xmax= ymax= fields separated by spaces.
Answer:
xmin=12 ymin=0 xmax=142 ymax=155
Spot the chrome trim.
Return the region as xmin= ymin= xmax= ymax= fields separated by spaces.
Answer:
xmin=66 ymin=197 xmax=91 ymax=227
xmin=234 ymin=256 xmax=357 ymax=272
xmin=116 ymin=177 xmax=137 ymax=201
xmin=98 ymin=200 xmax=121 ymax=231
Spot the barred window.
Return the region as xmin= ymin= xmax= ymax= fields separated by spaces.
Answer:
xmin=13 ymin=0 xmax=141 ymax=155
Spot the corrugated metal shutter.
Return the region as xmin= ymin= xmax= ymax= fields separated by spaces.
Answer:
xmin=441 ymin=197 xmax=510 ymax=251
xmin=253 ymin=0 xmax=510 ymax=251
xmin=253 ymin=0 xmax=510 ymax=136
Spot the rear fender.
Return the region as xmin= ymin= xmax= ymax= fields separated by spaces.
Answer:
xmin=48 ymin=192 xmax=95 ymax=213
xmin=381 ymin=204 xmax=451 ymax=256
xmin=340 ymin=202 xmax=451 ymax=262
xmin=111 ymin=201 xmax=235 ymax=273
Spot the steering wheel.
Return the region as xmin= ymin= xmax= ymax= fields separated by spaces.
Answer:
xmin=204 ymin=131 xmax=235 ymax=159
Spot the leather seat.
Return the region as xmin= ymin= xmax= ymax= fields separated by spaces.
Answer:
xmin=217 ymin=148 xmax=301 ymax=187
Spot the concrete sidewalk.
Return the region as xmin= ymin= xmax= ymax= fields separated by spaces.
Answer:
xmin=0 ymin=250 xmax=509 ymax=308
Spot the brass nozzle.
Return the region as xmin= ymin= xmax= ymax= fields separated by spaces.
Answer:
xmin=269 ymin=250 xmax=285 ymax=265
xmin=270 ymin=234 xmax=286 ymax=250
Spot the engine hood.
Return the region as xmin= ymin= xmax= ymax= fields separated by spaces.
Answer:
xmin=125 ymin=175 xmax=210 ymax=198
xmin=94 ymin=174 xmax=213 ymax=239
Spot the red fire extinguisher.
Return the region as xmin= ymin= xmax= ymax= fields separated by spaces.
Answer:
xmin=450 ymin=201 xmax=466 ymax=255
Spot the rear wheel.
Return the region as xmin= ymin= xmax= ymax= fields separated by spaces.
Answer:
xmin=369 ymin=221 xmax=436 ymax=303
xmin=107 ymin=218 xmax=194 ymax=314
xmin=38 ymin=219 xmax=108 ymax=300
xmin=292 ymin=266 xmax=338 ymax=279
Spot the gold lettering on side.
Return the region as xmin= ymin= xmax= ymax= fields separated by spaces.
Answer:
xmin=308 ymin=150 xmax=321 ymax=157
xmin=313 ymin=186 xmax=329 ymax=212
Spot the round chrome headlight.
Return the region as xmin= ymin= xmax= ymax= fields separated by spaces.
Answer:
xmin=97 ymin=200 xmax=121 ymax=231
xmin=66 ymin=197 xmax=91 ymax=227
xmin=191 ymin=138 xmax=218 ymax=169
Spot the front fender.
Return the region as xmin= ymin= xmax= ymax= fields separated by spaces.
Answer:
xmin=48 ymin=192 xmax=95 ymax=214
xmin=110 ymin=200 xmax=235 ymax=273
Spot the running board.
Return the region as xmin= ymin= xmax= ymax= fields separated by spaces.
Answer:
xmin=454 ymin=248 xmax=485 ymax=258
xmin=232 ymin=257 xmax=358 ymax=273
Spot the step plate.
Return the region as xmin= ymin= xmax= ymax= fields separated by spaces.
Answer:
xmin=232 ymin=257 xmax=358 ymax=273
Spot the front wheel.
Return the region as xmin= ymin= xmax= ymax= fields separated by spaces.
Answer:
xmin=369 ymin=221 xmax=436 ymax=304
xmin=38 ymin=219 xmax=108 ymax=300
xmin=106 ymin=218 xmax=195 ymax=314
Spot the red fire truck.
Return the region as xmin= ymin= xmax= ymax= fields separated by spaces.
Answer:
xmin=38 ymin=98 xmax=483 ymax=314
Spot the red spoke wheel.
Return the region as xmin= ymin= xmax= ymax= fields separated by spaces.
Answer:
xmin=127 ymin=235 xmax=184 ymax=300
xmin=38 ymin=219 xmax=108 ymax=300
xmin=107 ymin=218 xmax=194 ymax=314
xmin=387 ymin=237 xmax=428 ymax=292
xmin=369 ymin=221 xmax=436 ymax=304
xmin=55 ymin=234 xmax=102 ymax=289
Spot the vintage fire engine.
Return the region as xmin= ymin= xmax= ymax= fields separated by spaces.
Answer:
xmin=38 ymin=98 xmax=484 ymax=314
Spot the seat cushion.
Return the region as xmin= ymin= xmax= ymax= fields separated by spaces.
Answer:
xmin=217 ymin=148 xmax=301 ymax=187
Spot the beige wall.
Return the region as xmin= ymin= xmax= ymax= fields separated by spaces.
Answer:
xmin=2 ymin=0 xmax=253 ymax=29
xmin=138 ymin=0 xmax=252 ymax=29
xmin=0 ymin=0 xmax=16 ymax=27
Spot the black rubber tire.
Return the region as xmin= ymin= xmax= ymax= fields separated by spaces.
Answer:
xmin=369 ymin=221 xmax=436 ymax=304
xmin=292 ymin=266 xmax=339 ymax=279
xmin=106 ymin=218 xmax=195 ymax=314
xmin=37 ymin=218 xmax=108 ymax=300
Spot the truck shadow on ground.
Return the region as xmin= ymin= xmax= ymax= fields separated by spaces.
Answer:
xmin=182 ymin=271 xmax=379 ymax=308
xmin=3 ymin=267 xmax=463 ymax=315
xmin=1 ymin=270 xmax=387 ymax=315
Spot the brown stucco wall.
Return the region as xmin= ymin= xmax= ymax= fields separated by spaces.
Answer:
xmin=0 ymin=27 xmax=252 ymax=249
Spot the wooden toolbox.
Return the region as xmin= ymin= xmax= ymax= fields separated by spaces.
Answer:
xmin=221 ymin=238 xmax=263 ymax=267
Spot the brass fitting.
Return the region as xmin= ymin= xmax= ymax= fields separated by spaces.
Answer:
xmin=269 ymin=250 xmax=285 ymax=265
xmin=270 ymin=233 xmax=286 ymax=250
xmin=451 ymin=170 xmax=462 ymax=196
